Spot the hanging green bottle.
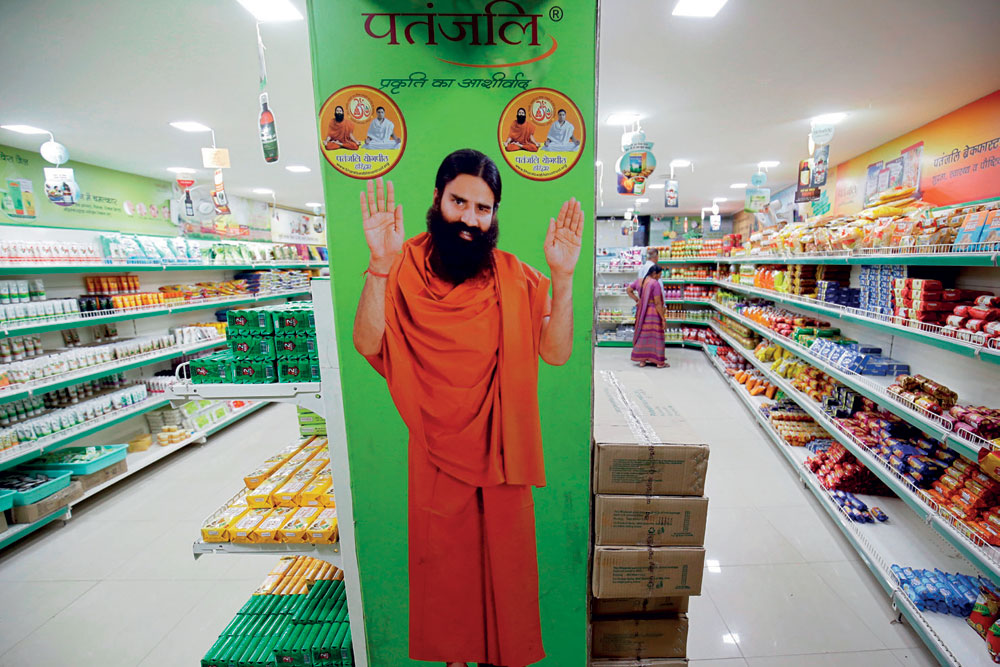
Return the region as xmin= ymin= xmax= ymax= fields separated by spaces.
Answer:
xmin=259 ymin=92 xmax=279 ymax=163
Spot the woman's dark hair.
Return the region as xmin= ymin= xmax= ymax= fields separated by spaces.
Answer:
xmin=645 ymin=264 xmax=663 ymax=278
xmin=434 ymin=149 xmax=502 ymax=208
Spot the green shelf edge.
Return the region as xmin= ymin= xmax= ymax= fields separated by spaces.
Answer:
xmin=707 ymin=301 xmax=982 ymax=457
xmin=1 ymin=289 xmax=311 ymax=339
xmin=716 ymin=281 xmax=1000 ymax=367
xmin=708 ymin=320 xmax=1000 ymax=588
xmin=0 ymin=262 xmax=326 ymax=275
xmin=0 ymin=339 xmax=225 ymax=407
xmin=0 ymin=506 xmax=68 ymax=551
xmin=717 ymin=254 xmax=997 ymax=267
xmin=0 ymin=397 xmax=172 ymax=474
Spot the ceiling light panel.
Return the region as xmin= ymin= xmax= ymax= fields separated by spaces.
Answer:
xmin=169 ymin=121 xmax=212 ymax=133
xmin=236 ymin=0 xmax=303 ymax=22
xmin=0 ymin=124 xmax=49 ymax=135
xmin=672 ymin=0 xmax=729 ymax=18
xmin=285 ymin=165 xmax=311 ymax=173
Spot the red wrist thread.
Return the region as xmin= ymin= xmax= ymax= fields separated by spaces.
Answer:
xmin=364 ymin=267 xmax=390 ymax=278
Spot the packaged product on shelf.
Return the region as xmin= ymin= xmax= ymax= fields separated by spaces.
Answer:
xmin=299 ymin=472 xmax=333 ymax=507
xmin=228 ymin=333 xmax=276 ymax=360
xmin=243 ymin=439 xmax=312 ymax=489
xmin=277 ymin=357 xmax=321 ymax=383
xmin=189 ymin=351 xmax=235 ymax=384
xmin=201 ymin=504 xmax=250 ymax=543
xmin=233 ymin=358 xmax=276 ymax=384
xmin=276 ymin=332 xmax=318 ymax=359
xmin=250 ymin=505 xmax=297 ymax=542
xmin=280 ymin=506 xmax=324 ymax=543
xmin=305 ymin=507 xmax=339 ymax=543
xmin=891 ymin=565 xmax=980 ymax=616
xmin=229 ymin=507 xmax=274 ymax=543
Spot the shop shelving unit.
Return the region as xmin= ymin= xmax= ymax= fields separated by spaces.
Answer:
xmin=0 ymin=241 xmax=317 ymax=551
xmin=165 ymin=278 xmax=368 ymax=666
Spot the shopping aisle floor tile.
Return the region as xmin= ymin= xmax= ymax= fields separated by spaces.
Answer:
xmin=137 ymin=578 xmax=263 ymax=667
xmin=598 ymin=348 xmax=936 ymax=663
xmin=0 ymin=579 xmax=208 ymax=667
xmin=0 ymin=403 xmax=300 ymax=665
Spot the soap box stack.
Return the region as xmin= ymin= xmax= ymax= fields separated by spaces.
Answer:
xmin=591 ymin=371 xmax=710 ymax=664
xmin=190 ymin=303 xmax=320 ymax=384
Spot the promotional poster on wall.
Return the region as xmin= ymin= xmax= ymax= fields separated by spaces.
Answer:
xmin=307 ymin=2 xmax=596 ymax=665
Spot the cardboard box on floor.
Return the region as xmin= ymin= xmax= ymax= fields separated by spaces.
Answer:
xmin=593 ymin=546 xmax=704 ymax=598
xmin=74 ymin=459 xmax=127 ymax=492
xmin=591 ymin=660 xmax=688 ymax=666
xmin=11 ymin=481 xmax=83 ymax=524
xmin=592 ymin=615 xmax=689 ymax=659
xmin=592 ymin=596 xmax=689 ymax=615
xmin=595 ymin=495 xmax=708 ymax=547
xmin=593 ymin=371 xmax=709 ymax=496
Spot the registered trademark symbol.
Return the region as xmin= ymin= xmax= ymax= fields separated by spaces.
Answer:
xmin=549 ymin=6 xmax=563 ymax=21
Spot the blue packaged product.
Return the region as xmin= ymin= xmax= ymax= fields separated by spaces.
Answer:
xmin=858 ymin=345 xmax=883 ymax=354
xmin=871 ymin=506 xmax=888 ymax=522
xmin=933 ymin=449 xmax=959 ymax=464
xmin=888 ymin=455 xmax=908 ymax=474
xmin=891 ymin=443 xmax=924 ymax=459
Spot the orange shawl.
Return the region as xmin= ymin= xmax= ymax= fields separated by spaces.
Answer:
xmin=366 ymin=232 xmax=550 ymax=487
xmin=508 ymin=121 xmax=536 ymax=145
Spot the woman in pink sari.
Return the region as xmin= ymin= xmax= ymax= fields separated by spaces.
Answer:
xmin=627 ymin=264 xmax=668 ymax=367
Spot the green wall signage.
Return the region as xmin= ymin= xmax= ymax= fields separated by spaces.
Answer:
xmin=306 ymin=1 xmax=596 ymax=664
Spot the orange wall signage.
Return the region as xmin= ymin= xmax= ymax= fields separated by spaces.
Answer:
xmin=833 ymin=90 xmax=1000 ymax=215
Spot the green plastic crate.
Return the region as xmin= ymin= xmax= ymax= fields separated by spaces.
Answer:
xmin=0 ymin=470 xmax=72 ymax=506
xmin=22 ymin=444 xmax=127 ymax=475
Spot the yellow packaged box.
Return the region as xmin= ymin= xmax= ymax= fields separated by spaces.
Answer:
xmin=229 ymin=508 xmax=273 ymax=543
xmin=280 ymin=506 xmax=323 ymax=543
xmin=251 ymin=506 xmax=297 ymax=542
xmin=200 ymin=505 xmax=249 ymax=543
xmin=306 ymin=508 xmax=339 ymax=543
xmin=247 ymin=474 xmax=292 ymax=509
xmin=243 ymin=440 xmax=309 ymax=489
xmin=320 ymin=483 xmax=336 ymax=508
xmin=273 ymin=472 xmax=318 ymax=508
xmin=300 ymin=472 xmax=333 ymax=507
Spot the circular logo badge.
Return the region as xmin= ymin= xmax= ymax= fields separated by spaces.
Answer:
xmin=318 ymin=85 xmax=406 ymax=180
xmin=497 ymin=87 xmax=585 ymax=181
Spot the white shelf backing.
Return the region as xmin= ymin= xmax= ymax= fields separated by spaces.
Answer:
xmin=706 ymin=320 xmax=1000 ymax=587
xmin=312 ymin=278 xmax=368 ymax=667
xmin=167 ymin=380 xmax=324 ymax=415
xmin=706 ymin=348 xmax=987 ymax=667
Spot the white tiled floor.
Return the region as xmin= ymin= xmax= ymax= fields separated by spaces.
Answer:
xmin=596 ymin=348 xmax=937 ymax=667
xmin=0 ymin=403 xmax=287 ymax=667
xmin=0 ymin=353 xmax=941 ymax=666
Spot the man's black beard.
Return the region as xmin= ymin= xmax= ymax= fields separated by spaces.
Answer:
xmin=516 ymin=115 xmax=526 ymax=124
xmin=335 ymin=112 xmax=344 ymax=122
xmin=426 ymin=203 xmax=499 ymax=285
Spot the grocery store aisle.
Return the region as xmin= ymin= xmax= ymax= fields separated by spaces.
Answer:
xmin=0 ymin=403 xmax=289 ymax=667
xmin=597 ymin=348 xmax=938 ymax=667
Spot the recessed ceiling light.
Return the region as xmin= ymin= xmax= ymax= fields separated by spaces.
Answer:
xmin=236 ymin=0 xmax=303 ymax=22
xmin=305 ymin=202 xmax=324 ymax=208
xmin=811 ymin=112 xmax=848 ymax=125
xmin=672 ymin=0 xmax=729 ymax=18
xmin=0 ymin=124 xmax=49 ymax=135
xmin=635 ymin=198 xmax=650 ymax=203
xmin=253 ymin=188 xmax=274 ymax=195
xmin=649 ymin=184 xmax=665 ymax=189
xmin=285 ymin=165 xmax=311 ymax=173
xmin=730 ymin=183 xmax=748 ymax=189
xmin=167 ymin=167 xmax=197 ymax=174
xmin=722 ymin=633 xmax=740 ymax=644
xmin=758 ymin=160 xmax=780 ymax=168
xmin=606 ymin=112 xmax=641 ymax=125
xmin=169 ymin=121 xmax=212 ymax=133
xmin=669 ymin=159 xmax=692 ymax=168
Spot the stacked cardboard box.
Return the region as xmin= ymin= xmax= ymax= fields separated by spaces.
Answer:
xmin=591 ymin=371 xmax=710 ymax=664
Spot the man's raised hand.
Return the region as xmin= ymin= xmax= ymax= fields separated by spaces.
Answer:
xmin=360 ymin=177 xmax=404 ymax=274
xmin=544 ymin=198 xmax=584 ymax=277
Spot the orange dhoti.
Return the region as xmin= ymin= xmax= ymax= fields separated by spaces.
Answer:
xmin=325 ymin=118 xmax=359 ymax=150
xmin=366 ymin=233 xmax=551 ymax=666
xmin=409 ymin=444 xmax=542 ymax=666
xmin=506 ymin=122 xmax=539 ymax=152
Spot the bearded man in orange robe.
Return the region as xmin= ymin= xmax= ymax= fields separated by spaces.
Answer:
xmin=324 ymin=105 xmax=360 ymax=150
xmin=503 ymin=108 xmax=539 ymax=152
xmin=353 ymin=149 xmax=583 ymax=667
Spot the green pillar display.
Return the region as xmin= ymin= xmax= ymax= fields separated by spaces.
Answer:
xmin=306 ymin=2 xmax=596 ymax=664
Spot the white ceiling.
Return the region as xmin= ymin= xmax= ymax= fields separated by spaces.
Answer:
xmin=1 ymin=0 xmax=999 ymax=218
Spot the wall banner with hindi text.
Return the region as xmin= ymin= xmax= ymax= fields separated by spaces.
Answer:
xmin=306 ymin=2 xmax=596 ymax=665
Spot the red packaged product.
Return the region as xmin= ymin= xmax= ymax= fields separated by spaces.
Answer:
xmin=976 ymin=295 xmax=1000 ymax=308
xmin=969 ymin=307 xmax=1000 ymax=321
xmin=987 ymin=618 xmax=1000 ymax=663
xmin=941 ymin=289 xmax=963 ymax=301
xmin=953 ymin=305 xmax=971 ymax=317
xmin=946 ymin=315 xmax=968 ymax=328
xmin=967 ymin=319 xmax=988 ymax=332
